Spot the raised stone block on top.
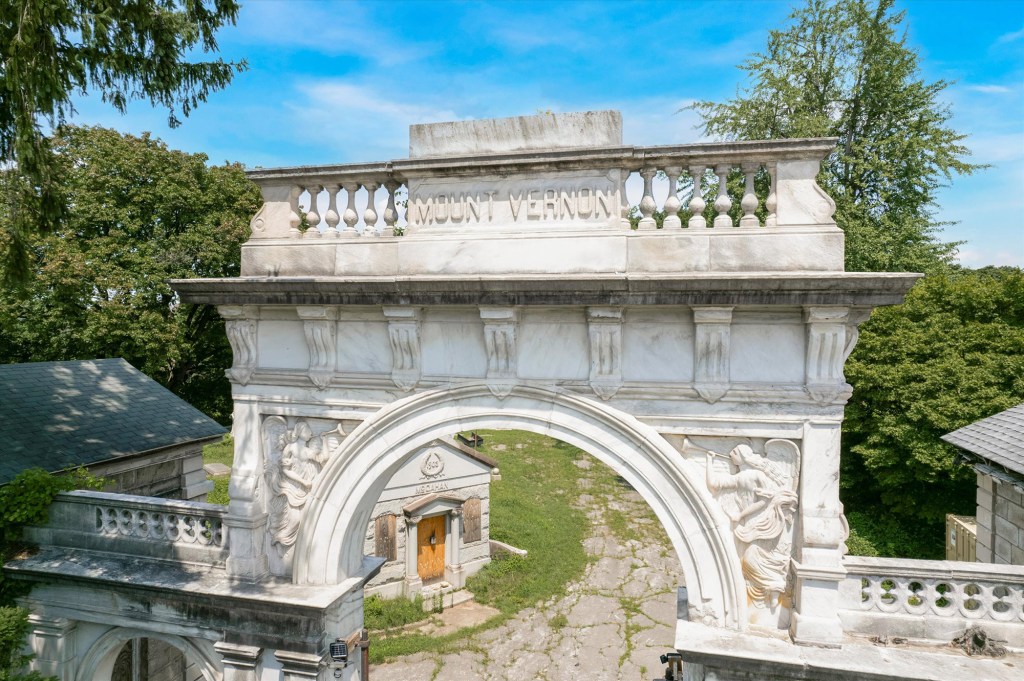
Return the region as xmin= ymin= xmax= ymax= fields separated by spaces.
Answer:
xmin=409 ymin=110 xmax=622 ymax=158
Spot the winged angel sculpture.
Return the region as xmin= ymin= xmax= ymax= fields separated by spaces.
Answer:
xmin=684 ymin=438 xmax=800 ymax=614
xmin=262 ymin=417 xmax=346 ymax=565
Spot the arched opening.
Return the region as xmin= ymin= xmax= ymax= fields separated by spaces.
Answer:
xmin=77 ymin=628 xmax=221 ymax=681
xmin=294 ymin=383 xmax=746 ymax=630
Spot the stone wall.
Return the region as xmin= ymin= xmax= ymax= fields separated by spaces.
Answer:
xmin=89 ymin=444 xmax=213 ymax=502
xmin=976 ymin=471 xmax=1024 ymax=564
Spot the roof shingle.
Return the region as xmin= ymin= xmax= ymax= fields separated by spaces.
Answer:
xmin=941 ymin=403 xmax=1024 ymax=477
xmin=0 ymin=359 xmax=226 ymax=484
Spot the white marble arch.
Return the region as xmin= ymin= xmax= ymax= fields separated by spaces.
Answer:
xmin=292 ymin=382 xmax=747 ymax=630
xmin=75 ymin=626 xmax=222 ymax=681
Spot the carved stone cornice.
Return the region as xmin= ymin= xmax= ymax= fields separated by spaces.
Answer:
xmin=587 ymin=307 xmax=623 ymax=400
xmin=383 ymin=306 xmax=422 ymax=391
xmin=693 ymin=307 xmax=733 ymax=404
xmin=297 ymin=306 xmax=337 ymax=390
xmin=480 ymin=306 xmax=518 ymax=398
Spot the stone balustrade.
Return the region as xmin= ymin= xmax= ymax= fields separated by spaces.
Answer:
xmin=839 ymin=556 xmax=1024 ymax=648
xmin=245 ymin=138 xmax=837 ymax=240
xmin=24 ymin=490 xmax=229 ymax=567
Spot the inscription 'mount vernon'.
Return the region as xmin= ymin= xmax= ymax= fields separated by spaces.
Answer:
xmin=407 ymin=171 xmax=621 ymax=231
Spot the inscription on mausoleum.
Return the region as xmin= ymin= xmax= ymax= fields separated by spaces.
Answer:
xmin=408 ymin=171 xmax=621 ymax=229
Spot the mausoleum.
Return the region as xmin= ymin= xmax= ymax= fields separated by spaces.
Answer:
xmin=362 ymin=436 xmax=497 ymax=600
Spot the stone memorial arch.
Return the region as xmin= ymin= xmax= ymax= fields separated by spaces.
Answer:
xmin=16 ymin=111 xmax=1012 ymax=681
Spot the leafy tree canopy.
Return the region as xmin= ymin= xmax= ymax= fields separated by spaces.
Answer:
xmin=0 ymin=125 xmax=260 ymax=422
xmin=1 ymin=0 xmax=245 ymax=283
xmin=691 ymin=0 xmax=981 ymax=273
xmin=842 ymin=267 xmax=1024 ymax=526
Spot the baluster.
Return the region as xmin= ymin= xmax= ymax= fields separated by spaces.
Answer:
xmin=324 ymin=184 xmax=341 ymax=237
xmin=663 ymin=165 xmax=682 ymax=229
xmin=362 ymin=182 xmax=379 ymax=237
xmin=687 ymin=165 xmax=707 ymax=229
xmin=342 ymin=182 xmax=360 ymax=237
xmin=304 ymin=185 xmax=322 ymax=238
xmin=713 ymin=164 xmax=733 ymax=227
xmin=638 ymin=167 xmax=657 ymax=230
xmin=287 ymin=185 xmax=302 ymax=238
xmin=765 ymin=161 xmax=778 ymax=227
xmin=739 ymin=163 xmax=759 ymax=227
xmin=382 ymin=179 xmax=399 ymax=237
xmin=620 ymin=169 xmax=632 ymax=229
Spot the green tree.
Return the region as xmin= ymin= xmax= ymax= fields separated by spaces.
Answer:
xmin=1 ymin=0 xmax=245 ymax=283
xmin=690 ymin=0 xmax=980 ymax=273
xmin=0 ymin=125 xmax=260 ymax=422
xmin=0 ymin=468 xmax=103 ymax=680
xmin=842 ymin=267 xmax=1024 ymax=525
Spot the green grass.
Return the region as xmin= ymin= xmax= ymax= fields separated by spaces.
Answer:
xmin=202 ymin=435 xmax=233 ymax=506
xmin=369 ymin=430 xmax=592 ymax=663
xmin=364 ymin=594 xmax=430 ymax=631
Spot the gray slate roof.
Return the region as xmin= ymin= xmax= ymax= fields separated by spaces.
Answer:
xmin=941 ymin=403 xmax=1024 ymax=477
xmin=0 ymin=359 xmax=226 ymax=484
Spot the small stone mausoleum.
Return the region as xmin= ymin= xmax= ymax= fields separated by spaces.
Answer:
xmin=363 ymin=436 xmax=498 ymax=599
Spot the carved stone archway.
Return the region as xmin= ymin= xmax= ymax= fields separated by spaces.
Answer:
xmin=293 ymin=382 xmax=747 ymax=629
xmin=76 ymin=627 xmax=222 ymax=681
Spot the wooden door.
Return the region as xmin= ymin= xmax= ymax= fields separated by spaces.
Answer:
xmin=417 ymin=515 xmax=446 ymax=581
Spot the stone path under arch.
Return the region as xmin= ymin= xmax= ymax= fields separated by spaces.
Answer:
xmin=371 ymin=455 xmax=684 ymax=680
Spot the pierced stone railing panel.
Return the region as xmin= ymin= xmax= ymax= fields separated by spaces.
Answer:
xmin=25 ymin=490 xmax=230 ymax=567
xmin=840 ymin=556 xmax=1024 ymax=648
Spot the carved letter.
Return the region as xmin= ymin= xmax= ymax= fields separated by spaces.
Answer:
xmin=509 ymin=191 xmax=525 ymax=220
xmin=383 ymin=306 xmax=422 ymax=392
xmin=297 ymin=306 xmax=337 ymax=390
xmin=693 ymin=307 xmax=733 ymax=403
xmin=480 ymin=307 xmax=518 ymax=398
xmin=587 ymin=307 xmax=623 ymax=400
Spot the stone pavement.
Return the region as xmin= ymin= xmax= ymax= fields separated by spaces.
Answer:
xmin=371 ymin=455 xmax=683 ymax=680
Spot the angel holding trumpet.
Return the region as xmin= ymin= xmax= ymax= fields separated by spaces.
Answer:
xmin=683 ymin=438 xmax=800 ymax=613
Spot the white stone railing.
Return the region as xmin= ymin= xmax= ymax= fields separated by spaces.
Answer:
xmin=244 ymin=138 xmax=837 ymax=240
xmin=24 ymin=490 xmax=229 ymax=567
xmin=839 ymin=556 xmax=1024 ymax=648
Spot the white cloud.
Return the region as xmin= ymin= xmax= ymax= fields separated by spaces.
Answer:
xmin=995 ymin=26 xmax=1024 ymax=45
xmin=967 ymin=84 xmax=1013 ymax=95
xmin=956 ymin=247 xmax=1023 ymax=268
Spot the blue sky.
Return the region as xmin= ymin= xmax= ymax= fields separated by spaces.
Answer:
xmin=69 ymin=0 xmax=1024 ymax=267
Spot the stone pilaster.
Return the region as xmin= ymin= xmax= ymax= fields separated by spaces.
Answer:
xmin=448 ymin=508 xmax=464 ymax=586
xmin=275 ymin=650 xmax=326 ymax=681
xmin=25 ymin=614 xmax=76 ymax=681
xmin=405 ymin=515 xmax=422 ymax=595
xmin=693 ymin=306 xmax=733 ymax=403
xmin=215 ymin=641 xmax=262 ymax=681
xmin=789 ymin=421 xmax=846 ymax=646
xmin=226 ymin=399 xmax=269 ymax=580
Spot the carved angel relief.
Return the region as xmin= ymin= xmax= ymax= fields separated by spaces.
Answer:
xmin=682 ymin=437 xmax=800 ymax=620
xmin=262 ymin=417 xmax=346 ymax=571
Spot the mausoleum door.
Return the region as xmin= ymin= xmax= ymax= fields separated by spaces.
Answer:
xmin=417 ymin=515 xmax=446 ymax=581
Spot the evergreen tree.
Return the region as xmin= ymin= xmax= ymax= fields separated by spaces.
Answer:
xmin=691 ymin=0 xmax=981 ymax=273
xmin=0 ymin=0 xmax=245 ymax=283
